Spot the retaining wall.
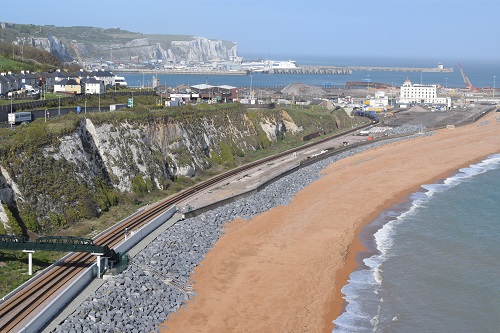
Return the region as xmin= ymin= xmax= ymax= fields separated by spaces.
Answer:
xmin=17 ymin=205 xmax=177 ymax=333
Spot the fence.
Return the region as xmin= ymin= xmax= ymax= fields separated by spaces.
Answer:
xmin=0 ymin=90 xmax=155 ymax=114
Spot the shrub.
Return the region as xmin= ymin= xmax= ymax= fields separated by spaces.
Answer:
xmin=131 ymin=175 xmax=148 ymax=194
xmin=19 ymin=210 xmax=39 ymax=233
xmin=259 ymin=129 xmax=271 ymax=148
xmin=2 ymin=204 xmax=21 ymax=235
xmin=219 ymin=142 xmax=235 ymax=166
xmin=94 ymin=178 xmax=118 ymax=212
xmin=209 ymin=152 xmax=223 ymax=166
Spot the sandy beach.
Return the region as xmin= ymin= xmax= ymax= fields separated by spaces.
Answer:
xmin=161 ymin=111 xmax=500 ymax=332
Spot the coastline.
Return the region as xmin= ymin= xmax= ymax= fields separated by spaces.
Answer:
xmin=325 ymin=149 xmax=500 ymax=330
xmin=161 ymin=111 xmax=500 ymax=332
xmin=329 ymin=170 xmax=467 ymax=330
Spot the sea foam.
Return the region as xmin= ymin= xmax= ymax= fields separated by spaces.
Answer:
xmin=333 ymin=153 xmax=500 ymax=332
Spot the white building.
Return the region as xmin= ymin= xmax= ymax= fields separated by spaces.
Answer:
xmin=366 ymin=91 xmax=389 ymax=111
xmin=81 ymin=78 xmax=105 ymax=94
xmin=89 ymin=70 xmax=115 ymax=87
xmin=399 ymin=79 xmax=450 ymax=106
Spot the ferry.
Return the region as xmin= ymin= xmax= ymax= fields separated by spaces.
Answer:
xmin=114 ymin=76 xmax=128 ymax=87
xmin=270 ymin=60 xmax=297 ymax=69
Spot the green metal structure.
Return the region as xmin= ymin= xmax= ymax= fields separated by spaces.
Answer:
xmin=0 ymin=235 xmax=119 ymax=261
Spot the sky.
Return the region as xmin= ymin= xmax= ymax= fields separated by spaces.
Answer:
xmin=1 ymin=0 xmax=498 ymax=63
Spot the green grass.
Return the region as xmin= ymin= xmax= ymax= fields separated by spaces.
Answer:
xmin=0 ymin=98 xmax=34 ymax=106
xmin=0 ymin=55 xmax=39 ymax=73
xmin=0 ymin=250 xmax=64 ymax=298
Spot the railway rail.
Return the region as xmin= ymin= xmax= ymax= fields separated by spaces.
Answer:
xmin=0 ymin=121 xmax=371 ymax=332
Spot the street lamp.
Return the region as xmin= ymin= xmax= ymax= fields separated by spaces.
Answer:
xmin=390 ymin=82 xmax=394 ymax=107
xmin=45 ymin=109 xmax=48 ymax=122
xmin=445 ymin=77 xmax=448 ymax=89
xmin=250 ymin=74 xmax=253 ymax=101
xmin=493 ymin=76 xmax=496 ymax=98
xmin=58 ymin=96 xmax=60 ymax=116
xmin=84 ymin=100 xmax=87 ymax=114
xmin=98 ymin=93 xmax=101 ymax=112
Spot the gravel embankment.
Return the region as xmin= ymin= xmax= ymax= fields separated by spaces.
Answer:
xmin=53 ymin=127 xmax=431 ymax=333
xmin=387 ymin=124 xmax=426 ymax=136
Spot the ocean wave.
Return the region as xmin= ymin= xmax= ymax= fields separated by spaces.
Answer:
xmin=332 ymin=153 xmax=500 ymax=332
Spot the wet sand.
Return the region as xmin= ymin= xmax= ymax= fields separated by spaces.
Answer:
xmin=161 ymin=112 xmax=500 ymax=332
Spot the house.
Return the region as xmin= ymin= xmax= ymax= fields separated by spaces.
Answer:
xmin=90 ymin=70 xmax=115 ymax=87
xmin=15 ymin=70 xmax=37 ymax=87
xmin=51 ymin=70 xmax=69 ymax=83
xmin=0 ymin=74 xmax=9 ymax=96
xmin=42 ymin=70 xmax=69 ymax=92
xmin=2 ymin=72 xmax=19 ymax=92
xmin=54 ymin=78 xmax=82 ymax=94
xmin=81 ymin=78 xmax=105 ymax=94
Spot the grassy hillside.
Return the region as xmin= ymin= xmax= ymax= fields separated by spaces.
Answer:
xmin=0 ymin=54 xmax=38 ymax=72
xmin=0 ymin=42 xmax=64 ymax=72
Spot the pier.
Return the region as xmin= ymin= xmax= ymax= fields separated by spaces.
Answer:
xmin=345 ymin=66 xmax=454 ymax=73
xmin=268 ymin=65 xmax=453 ymax=74
xmin=268 ymin=67 xmax=352 ymax=75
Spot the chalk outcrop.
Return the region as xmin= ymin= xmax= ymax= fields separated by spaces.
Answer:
xmin=0 ymin=108 xmax=305 ymax=234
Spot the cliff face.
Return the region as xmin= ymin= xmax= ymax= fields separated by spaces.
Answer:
xmin=26 ymin=35 xmax=73 ymax=62
xmin=0 ymin=109 xmax=298 ymax=235
xmin=169 ymin=37 xmax=238 ymax=63
xmin=2 ymin=24 xmax=237 ymax=64
xmin=81 ymin=36 xmax=237 ymax=64
xmin=26 ymin=35 xmax=236 ymax=64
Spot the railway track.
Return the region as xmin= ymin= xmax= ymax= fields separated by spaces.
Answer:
xmin=0 ymin=124 xmax=368 ymax=332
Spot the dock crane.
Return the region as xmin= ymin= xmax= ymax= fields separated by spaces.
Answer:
xmin=458 ymin=63 xmax=476 ymax=90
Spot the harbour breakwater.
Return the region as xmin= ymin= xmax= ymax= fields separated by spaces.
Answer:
xmin=115 ymin=65 xmax=453 ymax=76
xmin=267 ymin=65 xmax=452 ymax=74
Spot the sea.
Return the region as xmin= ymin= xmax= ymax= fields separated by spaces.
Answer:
xmin=123 ymin=56 xmax=500 ymax=332
xmin=333 ymin=154 xmax=500 ymax=332
xmin=120 ymin=56 xmax=500 ymax=90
